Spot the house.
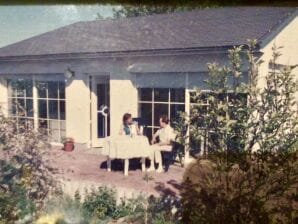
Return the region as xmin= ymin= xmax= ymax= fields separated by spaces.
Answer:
xmin=0 ymin=7 xmax=297 ymax=161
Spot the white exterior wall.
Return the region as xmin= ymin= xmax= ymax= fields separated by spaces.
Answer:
xmin=0 ymin=78 xmax=8 ymax=116
xmin=258 ymin=15 xmax=298 ymax=91
xmin=65 ymin=72 xmax=90 ymax=144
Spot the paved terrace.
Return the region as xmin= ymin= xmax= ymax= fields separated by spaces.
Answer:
xmin=49 ymin=144 xmax=185 ymax=199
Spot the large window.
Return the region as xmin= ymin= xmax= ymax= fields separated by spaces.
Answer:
xmin=7 ymin=78 xmax=66 ymax=142
xmin=138 ymin=88 xmax=185 ymax=140
xmin=36 ymin=81 xmax=66 ymax=142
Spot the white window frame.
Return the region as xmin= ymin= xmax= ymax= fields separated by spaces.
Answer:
xmin=7 ymin=75 xmax=66 ymax=142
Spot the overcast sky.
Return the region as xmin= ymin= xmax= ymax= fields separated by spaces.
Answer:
xmin=0 ymin=5 xmax=119 ymax=48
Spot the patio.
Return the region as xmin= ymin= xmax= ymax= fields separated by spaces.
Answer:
xmin=49 ymin=144 xmax=185 ymax=199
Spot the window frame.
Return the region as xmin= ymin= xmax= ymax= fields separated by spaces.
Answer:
xmin=138 ymin=88 xmax=186 ymax=140
xmin=7 ymin=76 xmax=66 ymax=142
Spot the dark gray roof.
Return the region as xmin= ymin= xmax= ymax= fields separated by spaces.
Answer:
xmin=0 ymin=7 xmax=296 ymax=57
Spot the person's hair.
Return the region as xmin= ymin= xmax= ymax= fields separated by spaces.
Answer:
xmin=123 ymin=113 xmax=132 ymax=124
xmin=159 ymin=115 xmax=169 ymax=124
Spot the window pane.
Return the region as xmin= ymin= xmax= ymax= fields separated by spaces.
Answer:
xmin=38 ymin=99 xmax=47 ymax=118
xmin=8 ymin=80 xmax=18 ymax=97
xmin=59 ymin=81 xmax=65 ymax=99
xmin=59 ymin=101 xmax=65 ymax=120
xmin=144 ymin=127 xmax=159 ymax=142
xmin=17 ymin=99 xmax=25 ymax=116
xmin=170 ymin=89 xmax=185 ymax=103
xmin=50 ymin=129 xmax=60 ymax=142
xmin=154 ymin=103 xmax=168 ymax=126
xmin=97 ymin=113 xmax=107 ymax=138
xmin=60 ymin=121 xmax=66 ymax=131
xmin=24 ymin=80 xmax=33 ymax=97
xmin=38 ymin=119 xmax=48 ymax=129
xmin=48 ymin=100 xmax=58 ymax=119
xmin=60 ymin=130 xmax=66 ymax=139
xmin=97 ymin=83 xmax=110 ymax=110
xmin=139 ymin=88 xmax=152 ymax=101
xmin=170 ymin=104 xmax=185 ymax=122
xmin=16 ymin=81 xmax=25 ymax=97
xmin=48 ymin=81 xmax=58 ymax=98
xmin=37 ymin=82 xmax=47 ymax=98
xmin=154 ymin=88 xmax=168 ymax=102
xmin=139 ymin=103 xmax=152 ymax=126
xmin=26 ymin=99 xmax=33 ymax=117
xmin=49 ymin=119 xmax=60 ymax=130
xmin=10 ymin=98 xmax=17 ymax=115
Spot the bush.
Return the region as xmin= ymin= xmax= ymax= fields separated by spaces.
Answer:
xmin=38 ymin=186 xmax=180 ymax=224
xmin=0 ymin=110 xmax=60 ymax=223
xmin=0 ymin=161 xmax=35 ymax=223
xmin=182 ymin=150 xmax=297 ymax=223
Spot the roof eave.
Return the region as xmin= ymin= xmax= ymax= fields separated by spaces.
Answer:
xmin=0 ymin=45 xmax=254 ymax=62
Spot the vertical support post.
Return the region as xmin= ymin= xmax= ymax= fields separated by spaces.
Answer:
xmin=32 ymin=76 xmax=38 ymax=131
xmin=184 ymin=73 xmax=193 ymax=164
xmin=0 ymin=78 xmax=9 ymax=117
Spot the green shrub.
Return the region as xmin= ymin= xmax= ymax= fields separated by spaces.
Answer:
xmin=82 ymin=186 xmax=117 ymax=220
xmin=0 ymin=160 xmax=35 ymax=223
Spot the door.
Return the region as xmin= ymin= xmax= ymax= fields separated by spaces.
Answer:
xmin=91 ymin=76 xmax=110 ymax=147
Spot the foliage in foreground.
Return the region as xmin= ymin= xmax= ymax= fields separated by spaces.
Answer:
xmin=0 ymin=113 xmax=60 ymax=223
xmin=38 ymin=186 xmax=177 ymax=224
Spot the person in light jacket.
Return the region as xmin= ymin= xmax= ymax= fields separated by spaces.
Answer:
xmin=147 ymin=115 xmax=176 ymax=173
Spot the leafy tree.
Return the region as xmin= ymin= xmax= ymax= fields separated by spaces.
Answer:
xmin=96 ymin=5 xmax=198 ymax=20
xmin=111 ymin=5 xmax=196 ymax=18
xmin=180 ymin=41 xmax=298 ymax=223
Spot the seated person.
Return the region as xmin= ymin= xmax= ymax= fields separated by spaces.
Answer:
xmin=147 ymin=115 xmax=176 ymax=173
xmin=119 ymin=113 xmax=140 ymax=136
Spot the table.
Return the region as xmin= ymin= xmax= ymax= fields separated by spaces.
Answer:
xmin=102 ymin=135 xmax=151 ymax=176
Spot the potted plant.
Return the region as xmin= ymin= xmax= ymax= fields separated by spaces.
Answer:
xmin=62 ymin=137 xmax=75 ymax=152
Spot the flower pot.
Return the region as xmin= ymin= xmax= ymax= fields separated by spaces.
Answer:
xmin=64 ymin=142 xmax=74 ymax=152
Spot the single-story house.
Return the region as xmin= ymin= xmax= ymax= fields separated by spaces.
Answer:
xmin=0 ymin=7 xmax=297 ymax=160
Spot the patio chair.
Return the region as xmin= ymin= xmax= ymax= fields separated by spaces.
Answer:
xmin=161 ymin=124 xmax=187 ymax=172
xmin=162 ymin=141 xmax=185 ymax=172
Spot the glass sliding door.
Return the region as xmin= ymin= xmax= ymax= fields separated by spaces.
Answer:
xmin=96 ymin=82 xmax=110 ymax=138
xmin=91 ymin=76 xmax=110 ymax=147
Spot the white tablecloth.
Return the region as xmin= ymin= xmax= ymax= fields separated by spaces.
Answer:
xmin=102 ymin=135 xmax=151 ymax=159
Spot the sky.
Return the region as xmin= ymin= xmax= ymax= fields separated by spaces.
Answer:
xmin=0 ymin=5 xmax=119 ymax=48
